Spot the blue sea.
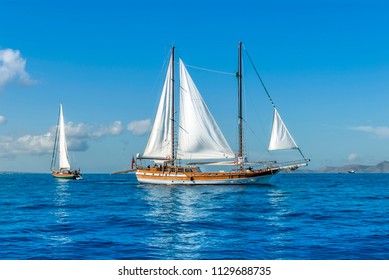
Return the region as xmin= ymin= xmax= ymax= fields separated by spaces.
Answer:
xmin=0 ymin=173 xmax=388 ymax=260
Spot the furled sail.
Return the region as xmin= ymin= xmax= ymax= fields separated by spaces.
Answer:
xmin=142 ymin=56 xmax=173 ymax=159
xmin=178 ymin=59 xmax=235 ymax=160
xmin=268 ymin=108 xmax=298 ymax=151
xmin=58 ymin=103 xmax=71 ymax=170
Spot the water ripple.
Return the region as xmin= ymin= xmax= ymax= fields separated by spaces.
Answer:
xmin=1 ymin=173 xmax=389 ymax=259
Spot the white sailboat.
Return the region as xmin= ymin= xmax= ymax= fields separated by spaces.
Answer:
xmin=135 ymin=42 xmax=308 ymax=184
xmin=51 ymin=103 xmax=82 ymax=180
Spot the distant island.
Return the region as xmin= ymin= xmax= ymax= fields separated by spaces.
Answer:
xmin=298 ymin=161 xmax=389 ymax=173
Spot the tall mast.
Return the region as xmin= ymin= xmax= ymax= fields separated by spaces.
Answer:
xmin=238 ymin=42 xmax=243 ymax=159
xmin=170 ymin=46 xmax=175 ymax=163
xmin=50 ymin=104 xmax=61 ymax=171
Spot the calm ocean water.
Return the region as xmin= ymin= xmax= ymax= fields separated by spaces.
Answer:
xmin=0 ymin=173 xmax=388 ymax=260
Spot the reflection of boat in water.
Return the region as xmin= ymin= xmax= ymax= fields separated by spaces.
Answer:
xmin=50 ymin=103 xmax=82 ymax=180
xmin=135 ymin=42 xmax=309 ymax=185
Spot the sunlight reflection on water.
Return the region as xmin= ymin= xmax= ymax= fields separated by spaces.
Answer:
xmin=47 ymin=180 xmax=73 ymax=245
xmin=141 ymin=185 xmax=210 ymax=259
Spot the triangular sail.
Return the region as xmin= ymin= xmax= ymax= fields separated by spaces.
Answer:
xmin=268 ymin=108 xmax=298 ymax=151
xmin=178 ymin=59 xmax=234 ymax=160
xmin=58 ymin=103 xmax=71 ymax=170
xmin=142 ymin=56 xmax=173 ymax=159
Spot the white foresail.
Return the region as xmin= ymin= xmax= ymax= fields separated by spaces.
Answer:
xmin=268 ymin=108 xmax=298 ymax=151
xmin=58 ymin=103 xmax=71 ymax=170
xmin=178 ymin=59 xmax=235 ymax=160
xmin=142 ymin=56 xmax=173 ymax=159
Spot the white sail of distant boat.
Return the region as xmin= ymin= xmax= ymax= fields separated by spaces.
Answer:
xmin=51 ymin=103 xmax=82 ymax=180
xmin=58 ymin=103 xmax=71 ymax=170
xmin=134 ymin=43 xmax=309 ymax=185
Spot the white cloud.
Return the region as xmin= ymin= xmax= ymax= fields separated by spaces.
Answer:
xmin=0 ymin=115 xmax=6 ymax=124
xmin=0 ymin=133 xmax=53 ymax=157
xmin=63 ymin=122 xmax=89 ymax=138
xmin=65 ymin=121 xmax=123 ymax=139
xmin=127 ymin=119 xmax=151 ymax=136
xmin=0 ymin=48 xmax=36 ymax=89
xmin=67 ymin=138 xmax=89 ymax=151
xmin=93 ymin=121 xmax=123 ymax=138
xmin=348 ymin=153 xmax=358 ymax=161
xmin=0 ymin=121 xmax=123 ymax=158
xmin=351 ymin=126 xmax=389 ymax=139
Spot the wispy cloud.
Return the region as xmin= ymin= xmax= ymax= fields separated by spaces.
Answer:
xmin=92 ymin=121 xmax=123 ymax=138
xmin=65 ymin=121 xmax=123 ymax=139
xmin=0 ymin=115 xmax=6 ymax=124
xmin=127 ymin=119 xmax=151 ymax=136
xmin=0 ymin=48 xmax=36 ymax=89
xmin=0 ymin=121 xmax=124 ymax=158
xmin=348 ymin=153 xmax=358 ymax=161
xmin=351 ymin=126 xmax=389 ymax=139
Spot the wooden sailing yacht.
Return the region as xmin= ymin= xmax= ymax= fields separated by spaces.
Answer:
xmin=51 ymin=103 xmax=82 ymax=180
xmin=135 ymin=42 xmax=308 ymax=185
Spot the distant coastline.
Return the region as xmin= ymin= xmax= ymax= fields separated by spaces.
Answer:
xmin=295 ymin=161 xmax=389 ymax=174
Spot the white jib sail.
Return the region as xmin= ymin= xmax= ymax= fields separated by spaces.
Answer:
xmin=178 ymin=59 xmax=235 ymax=160
xmin=142 ymin=56 xmax=173 ymax=159
xmin=58 ymin=103 xmax=71 ymax=170
xmin=268 ymin=108 xmax=298 ymax=151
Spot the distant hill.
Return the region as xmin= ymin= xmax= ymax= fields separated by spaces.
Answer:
xmin=313 ymin=161 xmax=389 ymax=173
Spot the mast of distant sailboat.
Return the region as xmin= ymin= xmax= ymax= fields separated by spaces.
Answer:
xmin=237 ymin=42 xmax=243 ymax=164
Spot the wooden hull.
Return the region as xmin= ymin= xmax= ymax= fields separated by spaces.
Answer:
xmin=136 ymin=167 xmax=280 ymax=185
xmin=51 ymin=171 xmax=82 ymax=180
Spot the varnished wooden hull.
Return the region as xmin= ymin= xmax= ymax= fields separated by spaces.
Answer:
xmin=136 ymin=167 xmax=279 ymax=185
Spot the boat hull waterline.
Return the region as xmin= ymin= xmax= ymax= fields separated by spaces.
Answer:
xmin=52 ymin=171 xmax=82 ymax=180
xmin=136 ymin=168 xmax=279 ymax=185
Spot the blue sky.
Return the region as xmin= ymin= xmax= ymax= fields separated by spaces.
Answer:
xmin=1 ymin=0 xmax=388 ymax=172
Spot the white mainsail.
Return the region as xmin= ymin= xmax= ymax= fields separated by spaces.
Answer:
xmin=178 ymin=59 xmax=234 ymax=160
xmin=268 ymin=108 xmax=298 ymax=151
xmin=58 ymin=103 xmax=71 ymax=170
xmin=142 ymin=56 xmax=174 ymax=159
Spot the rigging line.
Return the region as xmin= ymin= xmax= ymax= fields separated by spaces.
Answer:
xmin=242 ymin=118 xmax=267 ymax=150
xmin=147 ymin=48 xmax=173 ymax=127
xmin=185 ymin=64 xmax=236 ymax=76
xmin=241 ymin=75 xmax=269 ymax=152
xmin=50 ymin=109 xmax=60 ymax=170
xmin=297 ymin=147 xmax=310 ymax=162
xmin=243 ymin=47 xmax=276 ymax=108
